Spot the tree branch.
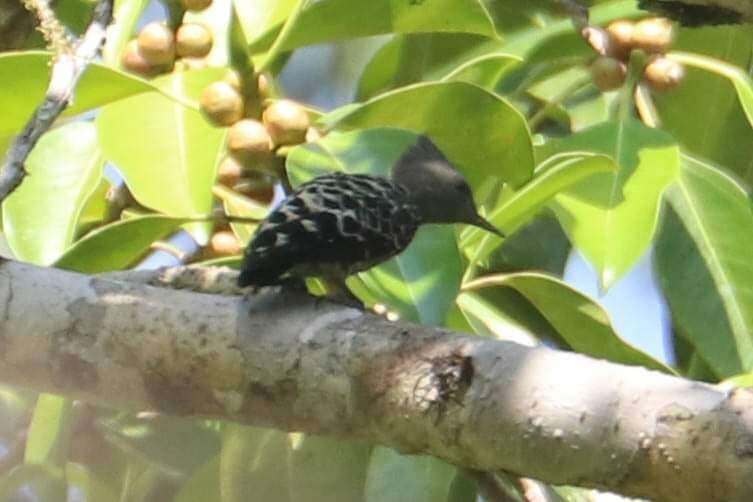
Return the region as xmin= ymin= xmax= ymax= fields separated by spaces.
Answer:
xmin=0 ymin=0 xmax=113 ymax=203
xmin=0 ymin=259 xmax=751 ymax=501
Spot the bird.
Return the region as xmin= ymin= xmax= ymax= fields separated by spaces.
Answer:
xmin=237 ymin=134 xmax=503 ymax=292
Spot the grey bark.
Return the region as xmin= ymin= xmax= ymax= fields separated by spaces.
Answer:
xmin=0 ymin=260 xmax=751 ymax=501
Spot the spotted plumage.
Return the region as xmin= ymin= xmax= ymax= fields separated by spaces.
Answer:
xmin=238 ymin=172 xmax=419 ymax=287
xmin=237 ymin=135 xmax=502 ymax=288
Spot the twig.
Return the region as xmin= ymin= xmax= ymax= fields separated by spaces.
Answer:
xmin=257 ymin=0 xmax=308 ymax=73
xmin=555 ymin=0 xmax=589 ymax=31
xmin=463 ymin=470 xmax=520 ymax=502
xmin=518 ymin=478 xmax=564 ymax=502
xmin=0 ymin=0 xmax=114 ymax=204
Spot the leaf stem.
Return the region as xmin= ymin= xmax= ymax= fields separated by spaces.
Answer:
xmin=257 ymin=0 xmax=308 ymax=73
xmin=528 ymin=75 xmax=592 ymax=131
xmin=616 ymin=50 xmax=646 ymax=124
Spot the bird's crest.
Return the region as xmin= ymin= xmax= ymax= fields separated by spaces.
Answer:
xmin=393 ymin=134 xmax=452 ymax=174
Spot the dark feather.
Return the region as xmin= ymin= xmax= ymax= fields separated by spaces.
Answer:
xmin=393 ymin=134 xmax=450 ymax=174
xmin=238 ymin=172 xmax=420 ymax=287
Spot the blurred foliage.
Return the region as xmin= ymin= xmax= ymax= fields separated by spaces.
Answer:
xmin=1 ymin=0 xmax=753 ymax=500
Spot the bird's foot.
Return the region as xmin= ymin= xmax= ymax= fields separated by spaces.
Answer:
xmin=323 ymin=290 xmax=365 ymax=310
xmin=277 ymin=277 xmax=308 ymax=292
xmin=316 ymin=277 xmax=365 ymax=310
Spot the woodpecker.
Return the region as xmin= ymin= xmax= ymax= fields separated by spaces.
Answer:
xmin=237 ymin=135 xmax=502 ymax=289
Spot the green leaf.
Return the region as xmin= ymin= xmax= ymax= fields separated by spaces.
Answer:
xmin=233 ymin=0 xmax=298 ymax=47
xmin=174 ymin=454 xmax=221 ymax=502
xmin=501 ymin=1 xmax=641 ymax=62
xmin=365 ymin=448 xmax=456 ymax=502
xmin=286 ymin=128 xmax=461 ymax=325
xmin=0 ymin=464 xmax=67 ymax=502
xmin=463 ymin=273 xmax=673 ymax=372
xmin=655 ymin=155 xmax=753 ymax=375
xmin=54 ymin=0 xmax=95 ymax=35
xmin=249 ymin=0 xmax=497 ymax=54
xmin=22 ymin=395 xmax=78 ymax=502
xmin=213 ymin=185 xmax=268 ymax=245
xmin=358 ymin=225 xmax=462 ymax=325
xmin=97 ymin=70 xmax=228 ymax=244
xmin=76 ymin=177 xmax=112 ymax=234
xmin=526 ymin=66 xmax=608 ymax=132
xmin=66 ymin=462 xmax=120 ymax=502
xmin=0 ymin=51 xmax=209 ymax=156
xmin=0 ymin=386 xmax=35 ymax=441
xmin=287 ymin=128 xmax=416 ymax=183
xmin=101 ymin=415 xmax=220 ymax=477
xmin=651 ymin=25 xmax=753 ymax=183
xmin=670 ymin=52 xmax=753 ymax=133
xmin=447 ymin=471 xmax=477 ymax=502
xmin=2 ymin=122 xmax=103 ymax=265
xmin=461 ymin=152 xmax=616 ymax=264
xmin=721 ymin=373 xmax=753 ymax=389
xmin=543 ymin=120 xmax=680 ymax=289
xmin=457 ymin=287 xmax=559 ymax=345
xmin=54 ymin=215 xmax=187 ymax=274
xmin=0 ymin=51 xmax=152 ymax=154
xmin=527 ymin=66 xmax=591 ymax=103
xmin=25 ymin=394 xmax=74 ymax=469
xmin=485 ymin=213 xmax=571 ymax=276
xmin=659 ymin=208 xmax=739 ymax=380
xmin=288 ymin=435 xmax=371 ymax=502
xmin=440 ymin=52 xmax=521 ymax=89
xmin=152 ymin=66 xmax=229 ymax=105
xmin=220 ymin=425 xmax=291 ymax=502
xmin=328 ymin=81 xmax=534 ymax=189
xmin=356 ymin=33 xmax=502 ymax=100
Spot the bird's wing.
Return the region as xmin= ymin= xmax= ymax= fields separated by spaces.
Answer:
xmin=238 ymin=174 xmax=417 ymax=287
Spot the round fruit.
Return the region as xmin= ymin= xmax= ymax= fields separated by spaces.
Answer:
xmin=210 ymin=230 xmax=242 ymax=256
xmin=590 ymin=56 xmax=626 ymax=91
xmin=227 ymin=119 xmax=273 ymax=165
xmin=216 ymin=156 xmax=244 ymax=187
xmin=223 ymin=70 xmax=242 ymax=92
xmin=633 ymin=17 xmax=673 ymax=53
xmin=176 ymin=23 xmax=212 ymax=58
xmin=122 ymin=39 xmax=154 ymax=76
xmin=234 ymin=172 xmax=275 ymax=204
xmin=180 ymin=0 xmax=212 ymax=11
xmin=644 ymin=56 xmax=684 ymax=91
xmin=606 ymin=19 xmax=634 ymax=58
xmin=137 ymin=22 xmax=175 ymax=66
xmin=262 ymin=100 xmax=310 ymax=146
xmin=200 ymin=81 xmax=244 ymax=126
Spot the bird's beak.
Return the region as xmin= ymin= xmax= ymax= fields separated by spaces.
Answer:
xmin=471 ymin=214 xmax=505 ymax=238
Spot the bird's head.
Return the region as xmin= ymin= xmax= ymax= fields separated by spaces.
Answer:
xmin=391 ymin=135 xmax=503 ymax=237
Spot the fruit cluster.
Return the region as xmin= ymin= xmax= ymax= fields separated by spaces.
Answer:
xmin=120 ymin=0 xmax=314 ymax=260
xmin=587 ymin=17 xmax=685 ymax=92
xmin=201 ymin=87 xmax=312 ymax=258
xmin=122 ymin=0 xmax=215 ymax=76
